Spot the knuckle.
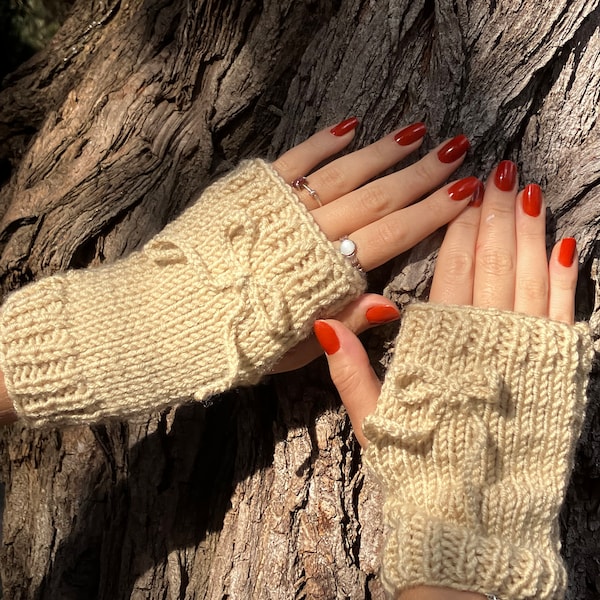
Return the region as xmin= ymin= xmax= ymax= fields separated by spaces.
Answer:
xmin=306 ymin=134 xmax=328 ymax=154
xmin=485 ymin=201 xmax=514 ymax=217
xmin=517 ymin=275 xmax=548 ymax=303
xmin=376 ymin=218 xmax=405 ymax=248
xmin=477 ymin=248 xmax=515 ymax=276
xmin=476 ymin=287 xmax=504 ymax=308
xmin=318 ymin=164 xmax=347 ymax=191
xmin=412 ymin=157 xmax=436 ymax=183
xmin=331 ymin=361 xmax=363 ymax=396
xmin=551 ymin=275 xmax=576 ymax=293
xmin=359 ymin=183 xmax=392 ymax=217
xmin=370 ymin=139 xmax=391 ymax=161
xmin=517 ymin=229 xmax=544 ymax=243
xmin=440 ymin=250 xmax=475 ymax=281
xmin=456 ymin=218 xmax=481 ymax=235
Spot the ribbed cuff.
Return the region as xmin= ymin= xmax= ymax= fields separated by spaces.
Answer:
xmin=380 ymin=506 xmax=566 ymax=598
xmin=0 ymin=275 xmax=95 ymax=423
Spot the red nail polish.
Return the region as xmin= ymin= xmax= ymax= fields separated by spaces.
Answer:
xmin=365 ymin=305 xmax=401 ymax=324
xmin=394 ymin=122 xmax=426 ymax=146
xmin=470 ymin=181 xmax=485 ymax=207
xmin=314 ymin=321 xmax=340 ymax=355
xmin=330 ymin=117 xmax=359 ymax=136
xmin=522 ymin=183 xmax=542 ymax=217
xmin=437 ymin=134 xmax=470 ymax=163
xmin=558 ymin=237 xmax=576 ymax=267
xmin=494 ymin=160 xmax=517 ymax=191
xmin=448 ymin=176 xmax=482 ymax=201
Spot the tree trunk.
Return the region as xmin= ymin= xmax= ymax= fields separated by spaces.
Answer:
xmin=0 ymin=1 xmax=598 ymax=598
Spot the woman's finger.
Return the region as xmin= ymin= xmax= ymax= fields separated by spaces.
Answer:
xmin=338 ymin=176 xmax=481 ymax=271
xmin=514 ymin=184 xmax=549 ymax=317
xmin=429 ymin=183 xmax=483 ymax=305
xmin=313 ymin=134 xmax=470 ymax=237
xmin=271 ymin=294 xmax=400 ymax=373
xmin=548 ymin=238 xmax=578 ymax=324
xmin=289 ymin=122 xmax=427 ymax=208
xmin=272 ymin=117 xmax=360 ymax=208
xmin=473 ymin=160 xmax=518 ymax=310
xmin=314 ymin=319 xmax=382 ymax=448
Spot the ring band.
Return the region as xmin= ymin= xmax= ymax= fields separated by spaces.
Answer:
xmin=339 ymin=236 xmax=364 ymax=272
xmin=291 ymin=176 xmax=323 ymax=207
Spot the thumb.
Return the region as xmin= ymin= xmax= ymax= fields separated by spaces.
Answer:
xmin=314 ymin=319 xmax=382 ymax=448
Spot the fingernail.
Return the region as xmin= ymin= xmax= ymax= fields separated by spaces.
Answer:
xmin=394 ymin=122 xmax=426 ymax=146
xmin=437 ymin=134 xmax=470 ymax=163
xmin=558 ymin=237 xmax=576 ymax=267
xmin=448 ymin=176 xmax=482 ymax=201
xmin=470 ymin=180 xmax=485 ymax=207
xmin=494 ymin=160 xmax=517 ymax=191
xmin=330 ymin=117 xmax=359 ymax=136
xmin=314 ymin=321 xmax=340 ymax=355
xmin=365 ymin=304 xmax=401 ymax=324
xmin=522 ymin=183 xmax=542 ymax=217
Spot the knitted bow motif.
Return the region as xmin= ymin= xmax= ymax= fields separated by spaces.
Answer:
xmin=366 ymin=363 xmax=504 ymax=524
xmin=147 ymin=212 xmax=291 ymax=336
xmin=370 ymin=363 xmax=503 ymax=445
xmin=209 ymin=214 xmax=292 ymax=335
xmin=145 ymin=210 xmax=292 ymax=381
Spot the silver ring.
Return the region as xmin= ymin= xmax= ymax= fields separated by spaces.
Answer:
xmin=339 ymin=236 xmax=364 ymax=272
xmin=291 ymin=176 xmax=323 ymax=207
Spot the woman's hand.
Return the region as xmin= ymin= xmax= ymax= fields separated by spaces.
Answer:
xmin=428 ymin=160 xmax=577 ymax=321
xmin=315 ymin=160 xmax=578 ymax=445
xmin=273 ymin=118 xmax=481 ymax=372
xmin=313 ymin=160 xmax=579 ymax=600
xmin=0 ymin=119 xmax=477 ymax=424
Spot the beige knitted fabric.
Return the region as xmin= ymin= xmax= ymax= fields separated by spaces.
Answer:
xmin=0 ymin=160 xmax=366 ymax=427
xmin=363 ymin=303 xmax=593 ymax=600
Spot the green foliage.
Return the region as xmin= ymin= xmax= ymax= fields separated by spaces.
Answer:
xmin=1 ymin=0 xmax=74 ymax=81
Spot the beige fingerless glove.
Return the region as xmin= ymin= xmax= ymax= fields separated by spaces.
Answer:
xmin=0 ymin=160 xmax=366 ymax=427
xmin=363 ymin=303 xmax=593 ymax=600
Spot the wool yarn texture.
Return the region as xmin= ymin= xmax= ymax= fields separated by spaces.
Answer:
xmin=0 ymin=160 xmax=366 ymax=427
xmin=363 ymin=303 xmax=593 ymax=600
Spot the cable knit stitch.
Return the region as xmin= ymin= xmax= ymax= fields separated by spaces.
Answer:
xmin=363 ymin=303 xmax=593 ymax=600
xmin=0 ymin=159 xmax=366 ymax=427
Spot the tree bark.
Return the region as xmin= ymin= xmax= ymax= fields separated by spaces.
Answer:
xmin=0 ymin=1 xmax=598 ymax=599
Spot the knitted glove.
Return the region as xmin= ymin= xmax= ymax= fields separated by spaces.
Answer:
xmin=363 ymin=303 xmax=593 ymax=600
xmin=0 ymin=160 xmax=365 ymax=427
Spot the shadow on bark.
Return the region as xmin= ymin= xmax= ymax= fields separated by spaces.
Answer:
xmin=38 ymin=386 xmax=277 ymax=599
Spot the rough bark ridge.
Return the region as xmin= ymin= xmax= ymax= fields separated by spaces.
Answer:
xmin=0 ymin=0 xmax=599 ymax=598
